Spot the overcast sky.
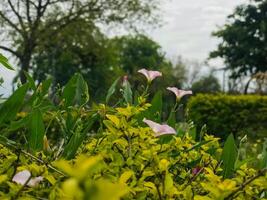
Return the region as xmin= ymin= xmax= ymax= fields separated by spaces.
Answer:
xmin=0 ymin=0 xmax=248 ymax=95
xmin=149 ymin=0 xmax=248 ymax=63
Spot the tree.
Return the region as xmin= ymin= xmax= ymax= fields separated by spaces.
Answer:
xmin=32 ymin=19 xmax=122 ymax=100
xmin=113 ymin=34 xmax=166 ymax=74
xmin=210 ymin=0 xmax=267 ymax=93
xmin=0 ymin=0 xmax=160 ymax=83
xmin=191 ymin=74 xmax=221 ymax=94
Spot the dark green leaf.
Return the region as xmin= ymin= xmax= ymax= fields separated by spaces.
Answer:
xmin=29 ymin=109 xmax=45 ymax=151
xmin=24 ymin=71 xmax=37 ymax=91
xmin=62 ymin=114 xmax=98 ymax=159
xmin=260 ymin=140 xmax=267 ymax=169
xmin=122 ymin=80 xmax=132 ymax=104
xmin=62 ymin=73 xmax=89 ymax=107
xmin=106 ymin=77 xmax=120 ymax=104
xmin=147 ymin=91 xmax=162 ymax=122
xmin=0 ymin=54 xmax=14 ymax=70
xmin=221 ymin=134 xmax=238 ymax=178
xmin=167 ymin=111 xmax=176 ymax=127
xmin=0 ymin=83 xmax=28 ymax=126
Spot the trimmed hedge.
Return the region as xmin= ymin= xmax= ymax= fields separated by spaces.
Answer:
xmin=187 ymin=94 xmax=267 ymax=140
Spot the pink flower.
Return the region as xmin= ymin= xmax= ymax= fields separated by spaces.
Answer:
xmin=192 ymin=166 xmax=202 ymax=176
xmin=143 ymin=118 xmax=176 ymax=137
xmin=138 ymin=69 xmax=162 ymax=82
xmin=12 ymin=170 xmax=43 ymax=187
xmin=167 ymin=87 xmax=192 ymax=99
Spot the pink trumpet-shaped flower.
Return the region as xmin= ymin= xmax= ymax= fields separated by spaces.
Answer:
xmin=12 ymin=170 xmax=43 ymax=187
xmin=138 ymin=69 xmax=162 ymax=82
xmin=143 ymin=118 xmax=176 ymax=137
xmin=167 ymin=87 xmax=192 ymax=99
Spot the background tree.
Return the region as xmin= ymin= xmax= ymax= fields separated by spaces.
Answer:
xmin=210 ymin=0 xmax=267 ymax=93
xmin=191 ymin=74 xmax=221 ymax=94
xmin=32 ymin=19 xmax=122 ymax=100
xmin=0 ymin=0 xmax=160 ymax=83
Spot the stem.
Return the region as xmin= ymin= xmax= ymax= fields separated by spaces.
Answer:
xmin=21 ymin=150 xmax=66 ymax=177
xmin=141 ymin=83 xmax=150 ymax=98
xmin=156 ymin=183 xmax=162 ymax=200
xmin=0 ymin=141 xmax=66 ymax=177
xmin=225 ymin=168 xmax=267 ymax=200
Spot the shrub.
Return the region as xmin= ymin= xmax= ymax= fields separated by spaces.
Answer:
xmin=187 ymin=94 xmax=267 ymax=140
xmin=1 ymin=105 xmax=267 ymax=199
xmin=0 ymin=58 xmax=266 ymax=199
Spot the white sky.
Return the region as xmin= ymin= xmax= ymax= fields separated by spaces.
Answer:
xmin=149 ymin=0 xmax=248 ymax=62
xmin=0 ymin=0 xmax=248 ymax=95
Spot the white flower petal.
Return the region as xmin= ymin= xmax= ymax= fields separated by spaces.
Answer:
xmin=12 ymin=170 xmax=31 ymax=185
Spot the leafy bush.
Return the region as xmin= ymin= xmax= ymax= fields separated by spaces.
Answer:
xmin=0 ymin=55 xmax=266 ymax=199
xmin=187 ymin=94 xmax=267 ymax=140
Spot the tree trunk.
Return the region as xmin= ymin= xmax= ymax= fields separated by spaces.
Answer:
xmin=19 ymin=56 xmax=31 ymax=84
xmin=244 ymin=76 xmax=253 ymax=94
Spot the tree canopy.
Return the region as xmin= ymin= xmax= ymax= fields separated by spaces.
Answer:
xmin=0 ymin=0 xmax=160 ymax=83
xmin=210 ymin=0 xmax=267 ymax=92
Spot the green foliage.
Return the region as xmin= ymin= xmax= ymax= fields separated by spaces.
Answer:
xmin=210 ymin=0 xmax=267 ymax=80
xmin=0 ymin=0 xmax=160 ymax=83
xmin=191 ymin=74 xmax=221 ymax=94
xmin=106 ymin=77 xmax=120 ymax=104
xmin=122 ymin=79 xmax=133 ymax=105
xmin=0 ymin=53 xmax=14 ymax=70
xmin=187 ymin=94 xmax=267 ymax=140
xmin=0 ymin=83 xmax=29 ymax=126
xmin=221 ymin=134 xmax=238 ymax=178
xmin=62 ymin=73 xmax=89 ymax=107
xmin=29 ymin=109 xmax=45 ymax=151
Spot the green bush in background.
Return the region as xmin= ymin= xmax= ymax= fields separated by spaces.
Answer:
xmin=187 ymin=94 xmax=267 ymax=140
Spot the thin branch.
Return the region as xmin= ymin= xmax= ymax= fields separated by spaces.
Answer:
xmin=7 ymin=0 xmax=26 ymax=31
xmin=0 ymin=45 xmax=22 ymax=58
xmin=25 ymin=0 xmax=33 ymax=26
xmin=225 ymin=168 xmax=267 ymax=199
xmin=0 ymin=11 xmax=24 ymax=36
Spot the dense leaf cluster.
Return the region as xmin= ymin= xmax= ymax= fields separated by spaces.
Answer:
xmin=187 ymin=94 xmax=267 ymax=140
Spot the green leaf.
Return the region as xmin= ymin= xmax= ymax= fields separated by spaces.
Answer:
xmin=62 ymin=73 xmax=89 ymax=107
xmin=185 ymin=140 xmax=212 ymax=153
xmin=189 ymin=127 xmax=197 ymax=140
xmin=62 ymin=114 xmax=98 ymax=159
xmin=147 ymin=91 xmax=162 ymax=122
xmin=0 ymin=83 xmax=28 ymax=126
xmin=221 ymin=134 xmax=238 ymax=178
xmin=0 ymin=54 xmax=14 ymax=70
xmin=106 ymin=77 xmax=120 ymax=104
xmin=40 ymin=78 xmax=52 ymax=97
xmin=122 ymin=80 xmax=132 ymax=104
xmin=24 ymin=71 xmax=36 ymax=91
xmin=29 ymin=109 xmax=45 ymax=151
xmin=9 ymin=115 xmax=29 ymax=131
xmin=260 ymin=140 xmax=267 ymax=169
xmin=0 ymin=135 xmax=17 ymax=146
xmin=167 ymin=111 xmax=176 ymax=127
